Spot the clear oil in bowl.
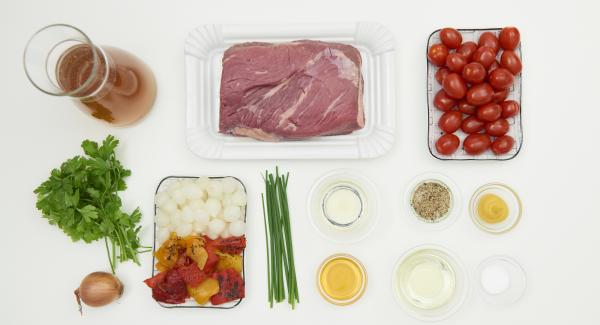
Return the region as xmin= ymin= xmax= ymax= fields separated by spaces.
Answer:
xmin=396 ymin=249 xmax=456 ymax=309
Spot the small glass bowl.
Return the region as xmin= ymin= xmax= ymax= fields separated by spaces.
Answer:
xmin=392 ymin=244 xmax=469 ymax=321
xmin=404 ymin=172 xmax=462 ymax=231
xmin=469 ymin=183 xmax=522 ymax=234
xmin=317 ymin=254 xmax=367 ymax=306
xmin=308 ymin=169 xmax=379 ymax=244
xmin=322 ymin=184 xmax=364 ymax=227
xmin=476 ymin=255 xmax=526 ymax=306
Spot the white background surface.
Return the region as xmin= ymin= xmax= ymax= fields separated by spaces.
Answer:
xmin=1 ymin=0 xmax=599 ymax=324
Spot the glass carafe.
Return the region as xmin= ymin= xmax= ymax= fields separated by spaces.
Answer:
xmin=23 ymin=24 xmax=156 ymax=126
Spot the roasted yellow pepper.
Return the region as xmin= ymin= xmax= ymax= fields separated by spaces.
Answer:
xmin=216 ymin=251 xmax=243 ymax=273
xmin=185 ymin=236 xmax=208 ymax=270
xmin=155 ymin=233 xmax=184 ymax=272
xmin=188 ymin=278 xmax=220 ymax=305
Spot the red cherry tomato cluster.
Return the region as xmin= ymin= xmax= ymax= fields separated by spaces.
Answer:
xmin=429 ymin=27 xmax=522 ymax=156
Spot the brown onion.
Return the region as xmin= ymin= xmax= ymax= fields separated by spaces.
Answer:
xmin=74 ymin=272 xmax=123 ymax=314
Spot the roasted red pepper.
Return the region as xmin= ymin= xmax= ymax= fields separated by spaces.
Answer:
xmin=176 ymin=263 xmax=207 ymax=287
xmin=202 ymin=245 xmax=219 ymax=274
xmin=144 ymin=269 xmax=188 ymax=304
xmin=143 ymin=271 xmax=167 ymax=290
xmin=207 ymin=236 xmax=246 ymax=255
xmin=174 ymin=253 xmax=192 ymax=268
xmin=146 ymin=234 xmax=246 ymax=305
xmin=210 ymin=269 xmax=245 ymax=305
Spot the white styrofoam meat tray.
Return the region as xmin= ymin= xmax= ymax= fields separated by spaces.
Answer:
xmin=427 ymin=28 xmax=523 ymax=161
xmin=185 ymin=22 xmax=396 ymax=159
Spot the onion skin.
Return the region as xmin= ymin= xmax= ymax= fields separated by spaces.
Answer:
xmin=75 ymin=272 xmax=123 ymax=314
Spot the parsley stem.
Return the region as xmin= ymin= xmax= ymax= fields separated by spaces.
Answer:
xmin=112 ymin=238 xmax=117 ymax=272
xmin=105 ymin=237 xmax=115 ymax=274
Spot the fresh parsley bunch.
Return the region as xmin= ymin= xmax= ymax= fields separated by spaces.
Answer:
xmin=34 ymin=135 xmax=149 ymax=273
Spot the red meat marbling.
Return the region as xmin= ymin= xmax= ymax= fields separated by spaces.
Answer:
xmin=219 ymin=40 xmax=364 ymax=141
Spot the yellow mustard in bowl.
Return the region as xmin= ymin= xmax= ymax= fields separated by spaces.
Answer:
xmin=477 ymin=194 xmax=509 ymax=224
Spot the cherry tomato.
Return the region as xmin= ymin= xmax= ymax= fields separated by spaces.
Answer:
xmin=499 ymin=27 xmax=520 ymax=50
xmin=446 ymin=53 xmax=468 ymax=73
xmin=462 ymin=62 xmax=486 ymax=84
xmin=440 ymin=28 xmax=462 ymax=49
xmin=436 ymin=133 xmax=460 ymax=155
xmin=491 ymin=135 xmax=515 ymax=155
xmin=478 ymin=32 xmax=500 ymax=53
xmin=500 ymin=100 xmax=520 ymax=118
xmin=488 ymin=60 xmax=501 ymax=72
xmin=458 ymin=41 xmax=478 ymax=61
xmin=500 ymin=50 xmax=522 ymax=75
xmin=472 ymin=46 xmax=496 ymax=69
xmin=458 ymin=100 xmax=477 ymax=115
xmin=492 ymin=89 xmax=509 ymax=103
xmin=461 ymin=116 xmax=485 ymax=133
xmin=477 ymin=103 xmax=502 ymax=122
xmin=438 ymin=110 xmax=462 ymax=133
xmin=489 ymin=68 xmax=515 ymax=90
xmin=428 ymin=43 xmax=449 ymax=66
xmin=435 ymin=68 xmax=449 ymax=85
xmin=466 ymin=83 xmax=494 ymax=106
xmin=464 ymin=133 xmax=492 ymax=155
xmin=442 ymin=73 xmax=467 ymax=99
xmin=433 ymin=90 xmax=457 ymax=111
xmin=485 ymin=118 xmax=509 ymax=136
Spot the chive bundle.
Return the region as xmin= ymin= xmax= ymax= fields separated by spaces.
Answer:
xmin=262 ymin=167 xmax=299 ymax=309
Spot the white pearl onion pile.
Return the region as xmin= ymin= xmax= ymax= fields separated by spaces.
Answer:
xmin=154 ymin=177 xmax=246 ymax=244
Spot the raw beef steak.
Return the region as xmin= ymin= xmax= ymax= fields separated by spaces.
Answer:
xmin=219 ymin=40 xmax=364 ymax=141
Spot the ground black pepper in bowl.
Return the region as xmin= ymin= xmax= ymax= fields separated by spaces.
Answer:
xmin=411 ymin=181 xmax=451 ymax=222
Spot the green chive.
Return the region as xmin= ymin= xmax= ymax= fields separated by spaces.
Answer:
xmin=262 ymin=167 xmax=299 ymax=308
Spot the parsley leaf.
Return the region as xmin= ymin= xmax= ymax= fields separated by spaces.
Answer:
xmin=34 ymin=135 xmax=147 ymax=274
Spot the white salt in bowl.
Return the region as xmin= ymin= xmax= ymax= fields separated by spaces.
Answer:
xmin=476 ymin=255 xmax=527 ymax=306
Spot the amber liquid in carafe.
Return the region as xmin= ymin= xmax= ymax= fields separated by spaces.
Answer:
xmin=56 ymin=44 xmax=156 ymax=126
